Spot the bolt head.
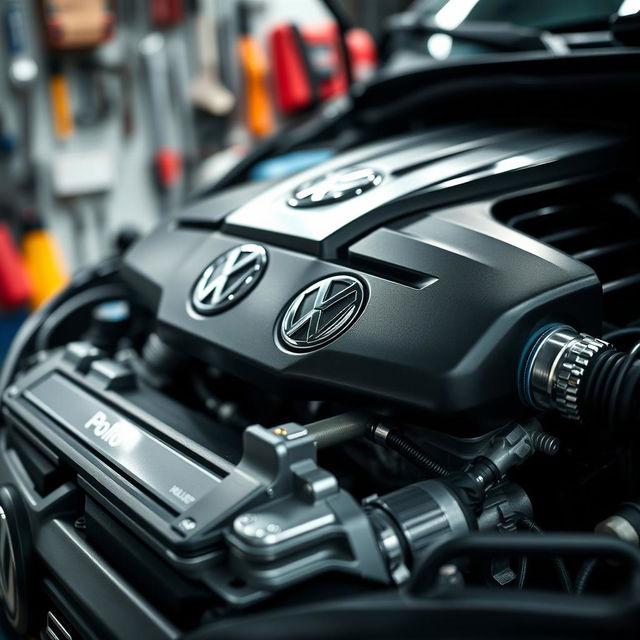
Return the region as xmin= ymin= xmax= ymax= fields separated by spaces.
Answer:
xmin=179 ymin=517 xmax=197 ymax=532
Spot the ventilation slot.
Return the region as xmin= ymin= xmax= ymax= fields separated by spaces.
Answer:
xmin=496 ymin=193 xmax=640 ymax=328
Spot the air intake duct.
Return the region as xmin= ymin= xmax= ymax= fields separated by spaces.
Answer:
xmin=519 ymin=324 xmax=640 ymax=430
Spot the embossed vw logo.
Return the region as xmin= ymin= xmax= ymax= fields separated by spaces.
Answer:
xmin=191 ymin=244 xmax=267 ymax=315
xmin=279 ymin=275 xmax=367 ymax=352
xmin=288 ymin=166 xmax=383 ymax=208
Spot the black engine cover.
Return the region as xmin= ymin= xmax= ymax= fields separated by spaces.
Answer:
xmin=122 ymin=124 xmax=625 ymax=422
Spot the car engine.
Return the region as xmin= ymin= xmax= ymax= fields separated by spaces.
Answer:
xmin=3 ymin=91 xmax=640 ymax=638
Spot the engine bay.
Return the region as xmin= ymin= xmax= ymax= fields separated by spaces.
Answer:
xmin=3 ymin=118 xmax=640 ymax=639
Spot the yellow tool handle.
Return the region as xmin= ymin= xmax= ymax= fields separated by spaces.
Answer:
xmin=238 ymin=36 xmax=275 ymax=138
xmin=50 ymin=73 xmax=74 ymax=140
xmin=22 ymin=229 xmax=69 ymax=308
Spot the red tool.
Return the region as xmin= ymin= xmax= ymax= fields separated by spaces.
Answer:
xmin=150 ymin=0 xmax=184 ymax=27
xmin=0 ymin=221 xmax=31 ymax=309
xmin=270 ymin=21 xmax=376 ymax=115
xmin=139 ymin=33 xmax=182 ymax=206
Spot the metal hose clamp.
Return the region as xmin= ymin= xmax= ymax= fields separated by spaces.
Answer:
xmin=520 ymin=324 xmax=611 ymax=421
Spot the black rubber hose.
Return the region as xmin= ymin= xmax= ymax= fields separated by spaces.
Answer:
xmin=519 ymin=517 xmax=573 ymax=593
xmin=410 ymin=532 xmax=640 ymax=596
xmin=580 ymin=341 xmax=640 ymax=431
xmin=384 ymin=430 xmax=449 ymax=478
xmin=575 ymin=558 xmax=598 ymax=594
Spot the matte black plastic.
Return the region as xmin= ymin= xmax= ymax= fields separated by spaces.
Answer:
xmin=122 ymin=124 xmax=616 ymax=423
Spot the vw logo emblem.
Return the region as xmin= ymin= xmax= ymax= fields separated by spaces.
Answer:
xmin=0 ymin=485 xmax=31 ymax=634
xmin=190 ymin=244 xmax=267 ymax=315
xmin=288 ymin=166 xmax=383 ymax=208
xmin=279 ymin=275 xmax=367 ymax=352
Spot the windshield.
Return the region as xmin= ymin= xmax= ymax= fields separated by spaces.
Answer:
xmin=412 ymin=0 xmax=626 ymax=31
xmin=390 ymin=0 xmax=636 ymax=61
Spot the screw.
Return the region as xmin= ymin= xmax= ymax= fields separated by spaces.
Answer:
xmin=179 ymin=517 xmax=197 ymax=532
xmin=6 ymin=386 xmax=18 ymax=398
xmin=273 ymin=427 xmax=288 ymax=436
xmin=438 ymin=564 xmax=464 ymax=588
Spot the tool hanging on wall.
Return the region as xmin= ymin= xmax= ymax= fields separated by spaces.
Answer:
xmin=39 ymin=0 xmax=118 ymax=269
xmin=42 ymin=0 xmax=115 ymax=50
xmin=191 ymin=7 xmax=235 ymax=117
xmin=150 ymin=0 xmax=184 ymax=28
xmin=74 ymin=57 xmax=111 ymax=128
xmin=269 ymin=21 xmax=377 ymax=115
xmin=4 ymin=0 xmax=39 ymax=176
xmin=139 ymin=32 xmax=183 ymax=212
xmin=51 ymin=148 xmax=114 ymax=267
xmin=0 ymin=218 xmax=31 ymax=311
xmin=42 ymin=0 xmax=117 ymax=138
xmin=3 ymin=1 xmax=70 ymax=308
xmin=0 ymin=198 xmax=31 ymax=358
xmin=48 ymin=58 xmax=75 ymax=141
xmin=147 ymin=0 xmax=199 ymax=186
xmin=20 ymin=199 xmax=69 ymax=309
xmin=237 ymin=1 xmax=275 ymax=139
xmin=169 ymin=36 xmax=199 ymax=184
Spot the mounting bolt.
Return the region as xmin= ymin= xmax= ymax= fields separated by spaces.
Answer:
xmin=438 ymin=564 xmax=464 ymax=588
xmin=179 ymin=517 xmax=197 ymax=532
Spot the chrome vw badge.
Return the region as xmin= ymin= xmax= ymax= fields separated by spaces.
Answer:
xmin=279 ymin=275 xmax=367 ymax=352
xmin=191 ymin=244 xmax=267 ymax=315
xmin=288 ymin=166 xmax=383 ymax=208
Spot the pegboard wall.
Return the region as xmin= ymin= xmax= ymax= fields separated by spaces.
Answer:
xmin=0 ymin=0 xmax=198 ymax=273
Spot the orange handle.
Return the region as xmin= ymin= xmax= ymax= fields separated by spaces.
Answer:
xmin=239 ymin=36 xmax=275 ymax=138
xmin=22 ymin=229 xmax=69 ymax=308
xmin=50 ymin=73 xmax=74 ymax=140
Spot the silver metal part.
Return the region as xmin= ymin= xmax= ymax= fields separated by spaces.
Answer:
xmin=596 ymin=515 xmax=640 ymax=546
xmin=366 ymin=508 xmax=410 ymax=585
xmin=526 ymin=326 xmax=610 ymax=420
xmin=304 ymin=412 xmax=372 ymax=449
xmin=437 ymin=564 xmax=464 ymax=589
xmin=372 ymin=423 xmax=391 ymax=445
xmin=366 ymin=480 xmax=471 ymax=573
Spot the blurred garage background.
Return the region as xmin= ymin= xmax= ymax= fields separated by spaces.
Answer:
xmin=0 ymin=0 xmax=414 ymax=368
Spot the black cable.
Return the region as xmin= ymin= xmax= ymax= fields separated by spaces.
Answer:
xmin=519 ymin=517 xmax=573 ymax=592
xmin=35 ymin=283 xmax=129 ymax=351
xmin=603 ymin=327 xmax=640 ymax=341
xmin=575 ymin=558 xmax=598 ymax=594
xmin=382 ymin=430 xmax=449 ymax=478
xmin=517 ymin=554 xmax=528 ymax=589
